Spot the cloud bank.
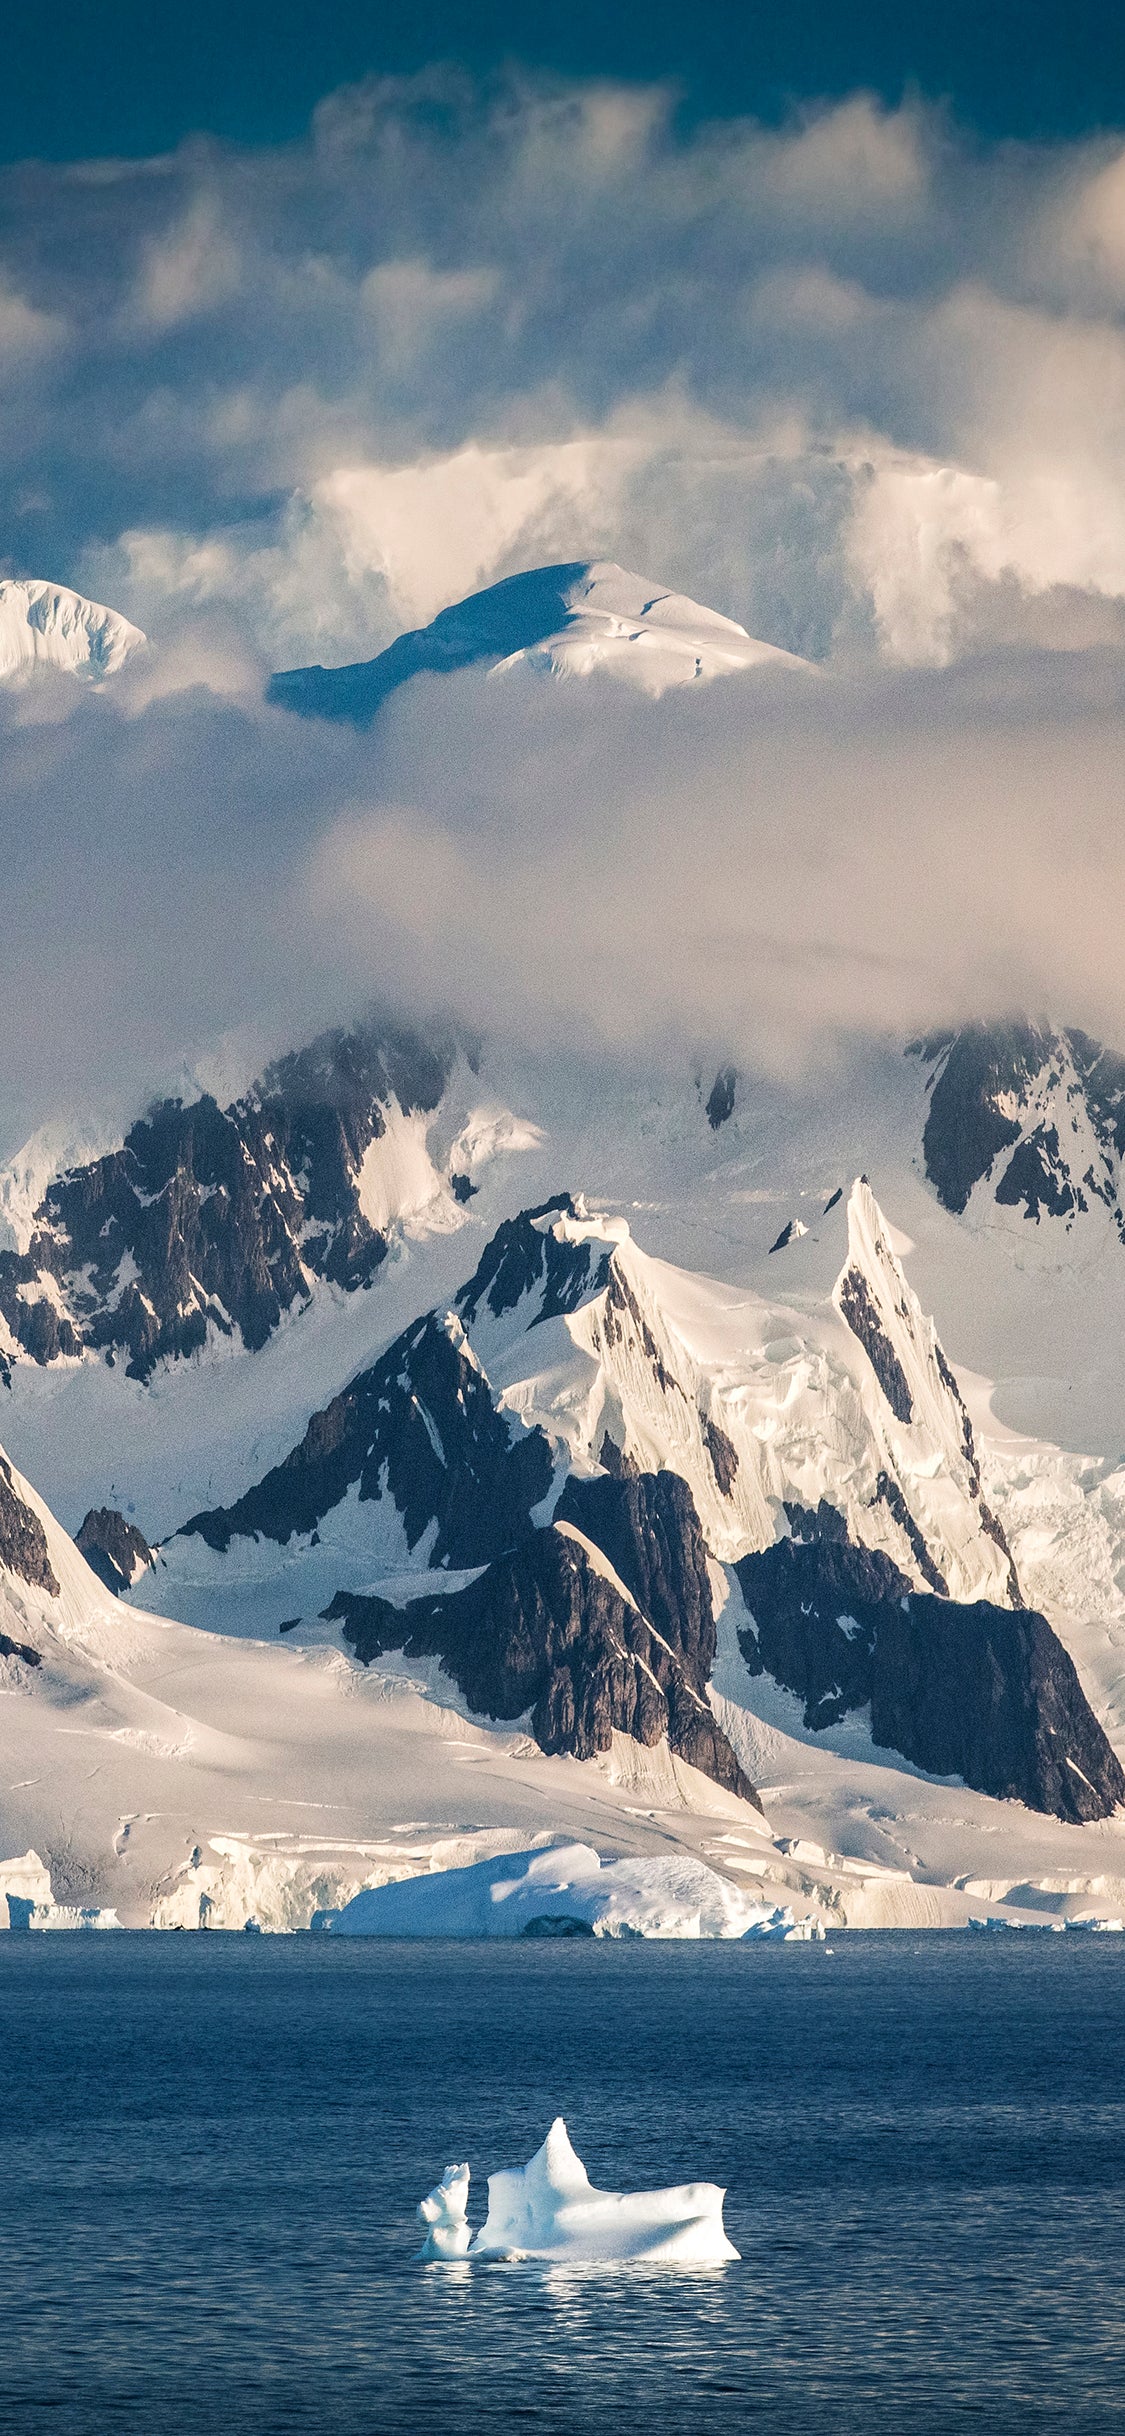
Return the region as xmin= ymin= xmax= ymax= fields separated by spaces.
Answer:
xmin=2 ymin=75 xmax=1125 ymax=1134
xmin=1 ymin=76 xmax=1125 ymax=669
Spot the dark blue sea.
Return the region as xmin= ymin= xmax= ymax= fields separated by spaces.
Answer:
xmin=1 ymin=1934 xmax=1123 ymax=2436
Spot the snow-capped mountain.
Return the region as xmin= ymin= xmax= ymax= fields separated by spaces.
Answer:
xmin=0 ymin=579 xmax=144 ymax=684
xmin=912 ymin=1021 xmax=1125 ymax=1238
xmin=0 ymin=1424 xmax=780 ymax=1930
xmin=3 ymin=970 xmax=1125 ymax=1919
xmin=4 ymin=1152 xmax=1124 ymax=1935
xmin=0 ymin=1019 xmax=538 ymax=1384
xmin=132 ymin=1181 xmax=1121 ymax=1827
xmin=267 ymin=560 xmax=806 ymax=724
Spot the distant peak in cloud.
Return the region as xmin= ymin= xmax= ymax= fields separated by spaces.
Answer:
xmin=266 ymin=558 xmax=807 ymax=725
xmin=0 ymin=580 xmax=145 ymax=687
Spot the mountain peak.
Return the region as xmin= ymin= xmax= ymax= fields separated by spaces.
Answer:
xmin=267 ymin=558 xmax=807 ymax=726
xmin=0 ymin=579 xmax=145 ymax=686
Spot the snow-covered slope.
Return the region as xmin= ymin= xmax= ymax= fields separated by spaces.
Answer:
xmin=267 ymin=560 xmax=806 ymax=724
xmin=0 ymin=1427 xmax=776 ymax=1929
xmin=6 ymin=1014 xmax=1125 ymax=1925
xmin=128 ymin=1178 xmax=1125 ymax=1835
xmin=5 ymin=1420 xmax=1125 ymax=1933
xmin=154 ymin=1181 xmax=1016 ymax=1629
xmin=0 ymin=579 xmax=144 ymax=684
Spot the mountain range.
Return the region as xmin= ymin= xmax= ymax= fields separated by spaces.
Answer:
xmin=2 ymin=561 xmax=1125 ymax=1934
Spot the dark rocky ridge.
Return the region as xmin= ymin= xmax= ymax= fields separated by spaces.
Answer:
xmin=180 ymin=1308 xmax=553 ymax=1568
xmin=555 ymin=1468 xmax=717 ymax=1676
xmin=175 ymin=1206 xmax=613 ymax=1569
xmin=870 ymin=1598 xmax=1125 ymax=1824
xmin=705 ymin=1068 xmax=737 ymax=1129
xmin=0 ymin=1018 xmax=460 ymax=1383
xmin=912 ymin=1021 xmax=1125 ymax=1234
xmin=324 ymin=1506 xmax=759 ymax=1808
xmin=455 ymin=1196 xmax=609 ymax=1331
xmin=0 ymin=1629 xmax=41 ymax=1668
xmin=76 ymin=1508 xmax=155 ymax=1597
xmin=836 ymin=1265 xmax=914 ymax=1423
xmin=0 ymin=1456 xmax=58 ymax=1596
xmin=735 ymin=1513 xmax=1123 ymax=1823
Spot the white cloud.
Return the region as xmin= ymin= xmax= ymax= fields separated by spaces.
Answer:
xmin=0 ymin=277 xmax=64 ymax=373
xmin=133 ymin=192 xmax=245 ymax=330
xmin=7 ymin=73 xmax=1125 ymax=1121
xmin=762 ymin=95 xmax=929 ymax=215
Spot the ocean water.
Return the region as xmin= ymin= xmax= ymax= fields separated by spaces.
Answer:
xmin=1 ymin=1935 xmax=1124 ymax=2436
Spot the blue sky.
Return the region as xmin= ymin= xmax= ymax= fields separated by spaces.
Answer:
xmin=5 ymin=0 xmax=1125 ymax=160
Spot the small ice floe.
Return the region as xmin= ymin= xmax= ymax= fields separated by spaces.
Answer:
xmin=417 ymin=2118 xmax=739 ymax=2266
xmin=417 ymin=2163 xmax=472 ymax=2260
xmin=968 ymin=1916 xmax=1063 ymax=1933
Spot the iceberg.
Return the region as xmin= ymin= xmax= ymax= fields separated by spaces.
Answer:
xmin=417 ymin=2119 xmax=738 ymax=2265
xmin=332 ymin=1841 xmax=820 ymax=1940
xmin=417 ymin=2163 xmax=473 ymax=2260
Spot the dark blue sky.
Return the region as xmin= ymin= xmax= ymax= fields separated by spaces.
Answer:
xmin=5 ymin=0 xmax=1125 ymax=160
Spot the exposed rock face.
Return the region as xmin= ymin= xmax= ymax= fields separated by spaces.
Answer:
xmin=455 ymin=1196 xmax=609 ymax=1330
xmin=0 ymin=1456 xmax=58 ymax=1596
xmin=325 ymin=1511 xmax=759 ymax=1807
xmin=837 ymin=1266 xmax=914 ymax=1424
xmin=870 ymin=1599 xmax=1125 ymax=1824
xmin=180 ymin=1309 xmax=553 ymax=1568
xmin=701 ymin=1417 xmax=739 ymax=1496
xmin=76 ymin=1508 xmax=155 ymax=1597
xmin=735 ymin=1514 xmax=1123 ymax=1822
xmin=0 ymin=1629 xmax=40 ymax=1667
xmin=705 ymin=1068 xmax=737 ymax=1129
xmin=912 ymin=1021 xmax=1125 ymax=1234
xmin=555 ymin=1469 xmax=716 ymax=1678
xmin=737 ymin=1520 xmax=909 ymax=1731
xmin=0 ymin=1019 xmax=459 ymax=1381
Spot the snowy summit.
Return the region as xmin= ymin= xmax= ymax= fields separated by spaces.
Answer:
xmin=267 ymin=559 xmax=806 ymax=724
xmin=0 ymin=579 xmax=145 ymax=686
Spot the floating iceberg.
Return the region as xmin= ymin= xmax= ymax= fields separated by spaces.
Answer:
xmin=416 ymin=2120 xmax=738 ymax=2265
xmin=333 ymin=1841 xmax=821 ymax=1940
xmin=417 ymin=2163 xmax=472 ymax=2260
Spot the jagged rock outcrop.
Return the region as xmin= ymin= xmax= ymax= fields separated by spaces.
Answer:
xmin=0 ymin=1628 xmax=40 ymax=1667
xmin=836 ymin=1264 xmax=914 ymax=1423
xmin=0 ymin=1455 xmax=58 ymax=1596
xmin=76 ymin=1508 xmax=155 ymax=1597
xmin=325 ymin=1511 xmax=759 ymax=1807
xmin=870 ymin=1597 xmax=1125 ymax=1824
xmin=735 ymin=1513 xmax=1124 ymax=1822
xmin=455 ymin=1195 xmax=610 ymax=1330
xmin=912 ymin=1022 xmax=1125 ymax=1235
xmin=0 ymin=1019 xmax=460 ymax=1381
xmin=180 ymin=1309 xmax=553 ymax=1567
xmin=554 ymin=1468 xmax=716 ymax=1677
xmin=705 ymin=1068 xmax=737 ymax=1129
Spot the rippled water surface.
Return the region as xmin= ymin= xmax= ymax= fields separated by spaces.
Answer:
xmin=2 ymin=1934 xmax=1124 ymax=2434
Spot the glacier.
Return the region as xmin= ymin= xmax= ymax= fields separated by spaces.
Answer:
xmin=331 ymin=1841 xmax=814 ymax=1939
